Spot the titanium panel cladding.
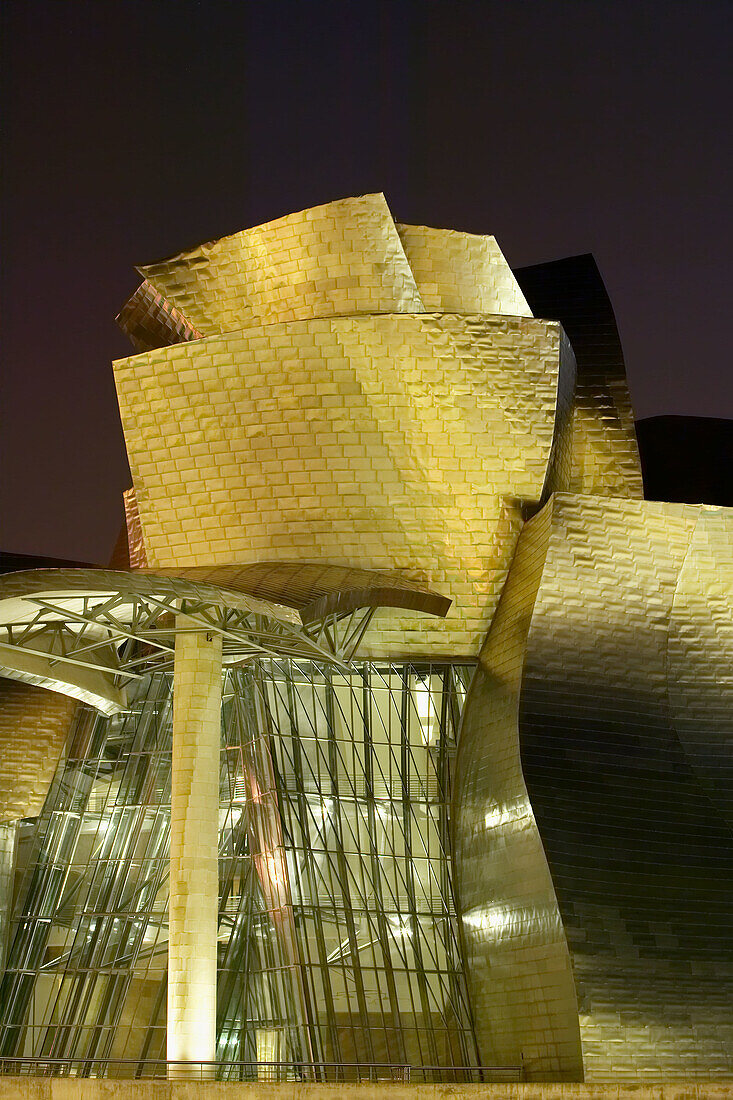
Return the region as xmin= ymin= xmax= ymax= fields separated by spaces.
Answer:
xmin=3 ymin=194 xmax=731 ymax=1083
xmin=0 ymin=682 xmax=77 ymax=823
xmin=396 ymin=224 xmax=533 ymax=316
xmin=114 ymin=313 xmax=574 ymax=657
xmin=519 ymin=495 xmax=733 ymax=1079
xmin=138 ymin=194 xmax=425 ymax=333
xmin=452 ymin=504 xmax=582 ymax=1082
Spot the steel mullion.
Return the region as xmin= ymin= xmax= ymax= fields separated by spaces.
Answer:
xmin=30 ymin=595 xmax=127 ymax=635
xmin=359 ymin=664 xmax=408 ymax=1062
xmin=12 ymin=606 xmax=53 ymax=645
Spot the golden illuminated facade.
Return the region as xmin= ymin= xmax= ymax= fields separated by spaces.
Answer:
xmin=0 ymin=195 xmax=730 ymax=1083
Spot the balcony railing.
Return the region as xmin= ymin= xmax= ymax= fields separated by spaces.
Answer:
xmin=0 ymin=1057 xmax=523 ymax=1083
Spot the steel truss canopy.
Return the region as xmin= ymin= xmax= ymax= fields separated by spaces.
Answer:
xmin=0 ymin=567 xmax=449 ymax=716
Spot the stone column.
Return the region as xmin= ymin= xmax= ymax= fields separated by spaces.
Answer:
xmin=0 ymin=822 xmax=17 ymax=975
xmin=168 ymin=617 xmax=222 ymax=1077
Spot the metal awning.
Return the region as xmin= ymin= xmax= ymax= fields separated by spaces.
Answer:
xmin=0 ymin=566 xmax=450 ymax=715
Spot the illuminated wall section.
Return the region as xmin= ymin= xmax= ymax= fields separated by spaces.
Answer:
xmin=114 ymin=195 xmax=573 ymax=659
xmin=137 ymin=194 xmax=424 ymax=332
xmin=396 ymin=224 xmax=533 ymax=316
xmin=167 ymin=622 xmax=222 ymax=1071
xmin=113 ymin=313 xmax=574 ymax=658
xmin=0 ymin=681 xmax=77 ymax=823
xmin=452 ymin=503 xmax=583 ymax=1081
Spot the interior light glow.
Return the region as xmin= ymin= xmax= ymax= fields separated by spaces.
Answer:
xmin=387 ymin=913 xmax=412 ymax=938
xmin=258 ymin=851 xmax=287 ymax=888
xmin=412 ymin=677 xmax=438 ymax=746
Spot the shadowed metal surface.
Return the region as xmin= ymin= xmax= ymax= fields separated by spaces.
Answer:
xmin=123 ymin=488 xmax=148 ymax=569
xmin=636 ymin=415 xmax=733 ymax=507
xmin=116 ymin=281 xmax=202 ymax=354
xmin=519 ymin=495 xmax=733 ymax=1079
xmin=514 ymin=255 xmax=643 ymax=499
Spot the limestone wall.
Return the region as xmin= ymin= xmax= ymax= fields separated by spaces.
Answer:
xmin=1 ymin=1079 xmax=732 ymax=1100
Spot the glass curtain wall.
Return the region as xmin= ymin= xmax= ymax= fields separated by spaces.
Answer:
xmin=0 ymin=660 xmax=479 ymax=1077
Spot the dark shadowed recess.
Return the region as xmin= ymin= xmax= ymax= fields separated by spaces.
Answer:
xmin=513 ymin=253 xmax=628 ymax=393
xmin=512 ymin=254 xmax=732 ymax=509
xmin=635 ymin=416 xmax=733 ymax=508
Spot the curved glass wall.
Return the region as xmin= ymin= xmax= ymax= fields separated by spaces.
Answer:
xmin=0 ymin=660 xmax=478 ymax=1077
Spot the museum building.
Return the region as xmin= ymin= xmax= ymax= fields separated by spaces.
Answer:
xmin=0 ymin=195 xmax=730 ymax=1083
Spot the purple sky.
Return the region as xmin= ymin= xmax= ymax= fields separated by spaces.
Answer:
xmin=2 ymin=0 xmax=731 ymax=563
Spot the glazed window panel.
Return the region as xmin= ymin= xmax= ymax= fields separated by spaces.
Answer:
xmin=0 ymin=661 xmax=478 ymax=1074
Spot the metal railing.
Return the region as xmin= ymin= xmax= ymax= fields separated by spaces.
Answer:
xmin=0 ymin=1057 xmax=523 ymax=1083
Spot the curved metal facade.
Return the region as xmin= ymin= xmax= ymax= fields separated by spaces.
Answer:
xmin=0 ymin=194 xmax=730 ymax=1081
xmin=452 ymin=496 xmax=733 ymax=1080
xmin=518 ymin=496 xmax=733 ymax=1078
xmin=113 ymin=312 xmax=573 ymax=657
xmin=0 ymin=682 xmax=76 ymax=823
xmin=452 ymin=503 xmax=583 ymax=1081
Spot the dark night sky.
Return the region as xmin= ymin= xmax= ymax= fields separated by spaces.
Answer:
xmin=2 ymin=0 xmax=732 ymax=563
